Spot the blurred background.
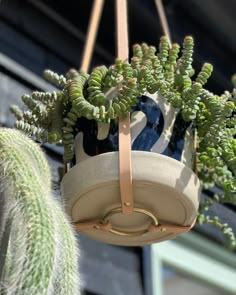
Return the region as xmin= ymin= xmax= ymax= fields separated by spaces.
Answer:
xmin=0 ymin=0 xmax=236 ymax=294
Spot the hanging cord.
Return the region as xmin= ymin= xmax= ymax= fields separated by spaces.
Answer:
xmin=80 ymin=0 xmax=105 ymax=72
xmin=154 ymin=0 xmax=172 ymax=46
xmin=116 ymin=0 xmax=134 ymax=214
xmin=64 ymin=0 xmax=104 ymax=173
xmin=116 ymin=0 xmax=129 ymax=59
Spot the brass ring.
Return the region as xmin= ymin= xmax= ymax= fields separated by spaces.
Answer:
xmin=102 ymin=207 xmax=158 ymax=237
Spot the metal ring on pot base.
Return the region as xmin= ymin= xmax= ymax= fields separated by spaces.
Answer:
xmin=102 ymin=207 xmax=159 ymax=237
xmin=61 ymin=151 xmax=201 ymax=246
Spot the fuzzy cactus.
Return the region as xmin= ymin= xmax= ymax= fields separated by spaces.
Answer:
xmin=0 ymin=128 xmax=79 ymax=294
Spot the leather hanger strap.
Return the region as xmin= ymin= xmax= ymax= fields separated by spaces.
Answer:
xmin=74 ymin=220 xmax=112 ymax=232
xmin=80 ymin=0 xmax=105 ymax=72
xmin=118 ymin=117 xmax=134 ymax=214
xmin=64 ymin=0 xmax=104 ymax=174
xmin=148 ymin=218 xmax=196 ymax=234
xmin=154 ymin=0 xmax=172 ymax=46
xmin=116 ymin=0 xmax=134 ymax=215
xmin=74 ymin=219 xmax=196 ymax=236
xmin=74 ymin=207 xmax=196 ymax=236
xmin=73 ymin=0 xmax=198 ymax=238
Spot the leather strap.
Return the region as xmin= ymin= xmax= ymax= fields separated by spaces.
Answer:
xmin=74 ymin=219 xmax=196 ymax=235
xmin=64 ymin=0 xmax=104 ymax=173
xmin=148 ymin=219 xmax=196 ymax=234
xmin=74 ymin=220 xmax=112 ymax=232
xmin=116 ymin=0 xmax=134 ymax=214
xmin=154 ymin=0 xmax=172 ymax=46
xmin=73 ymin=0 xmax=198 ymax=239
xmin=116 ymin=0 xmax=129 ymax=60
xmin=118 ymin=117 xmax=134 ymax=214
xmin=193 ymin=128 xmax=198 ymax=174
xmin=80 ymin=0 xmax=105 ymax=72
xmin=74 ymin=207 xmax=196 ymax=236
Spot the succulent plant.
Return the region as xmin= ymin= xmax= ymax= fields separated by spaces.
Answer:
xmin=10 ymin=36 xmax=236 ymax=248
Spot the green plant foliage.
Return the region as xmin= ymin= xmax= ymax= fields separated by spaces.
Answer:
xmin=197 ymin=193 xmax=236 ymax=249
xmin=0 ymin=128 xmax=79 ymax=294
xmin=10 ymin=36 xmax=216 ymax=159
xmin=10 ymin=36 xmax=236 ymax=248
xmin=197 ymin=212 xmax=235 ymax=250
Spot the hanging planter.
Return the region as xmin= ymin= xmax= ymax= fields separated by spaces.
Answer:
xmin=61 ymin=91 xmax=200 ymax=245
xmin=11 ymin=35 xmax=236 ymax=247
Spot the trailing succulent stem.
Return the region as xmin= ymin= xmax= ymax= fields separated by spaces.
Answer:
xmin=197 ymin=212 xmax=235 ymax=250
xmin=0 ymin=128 xmax=79 ymax=294
xmin=11 ymin=36 xmax=236 ymax=248
xmin=197 ymin=194 xmax=236 ymax=249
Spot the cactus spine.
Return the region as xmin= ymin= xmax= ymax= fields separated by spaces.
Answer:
xmin=0 ymin=128 xmax=79 ymax=294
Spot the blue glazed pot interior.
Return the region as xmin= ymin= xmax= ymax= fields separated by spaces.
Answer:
xmin=73 ymin=95 xmax=191 ymax=163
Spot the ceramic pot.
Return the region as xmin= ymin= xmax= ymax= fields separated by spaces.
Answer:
xmin=61 ymin=92 xmax=201 ymax=246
